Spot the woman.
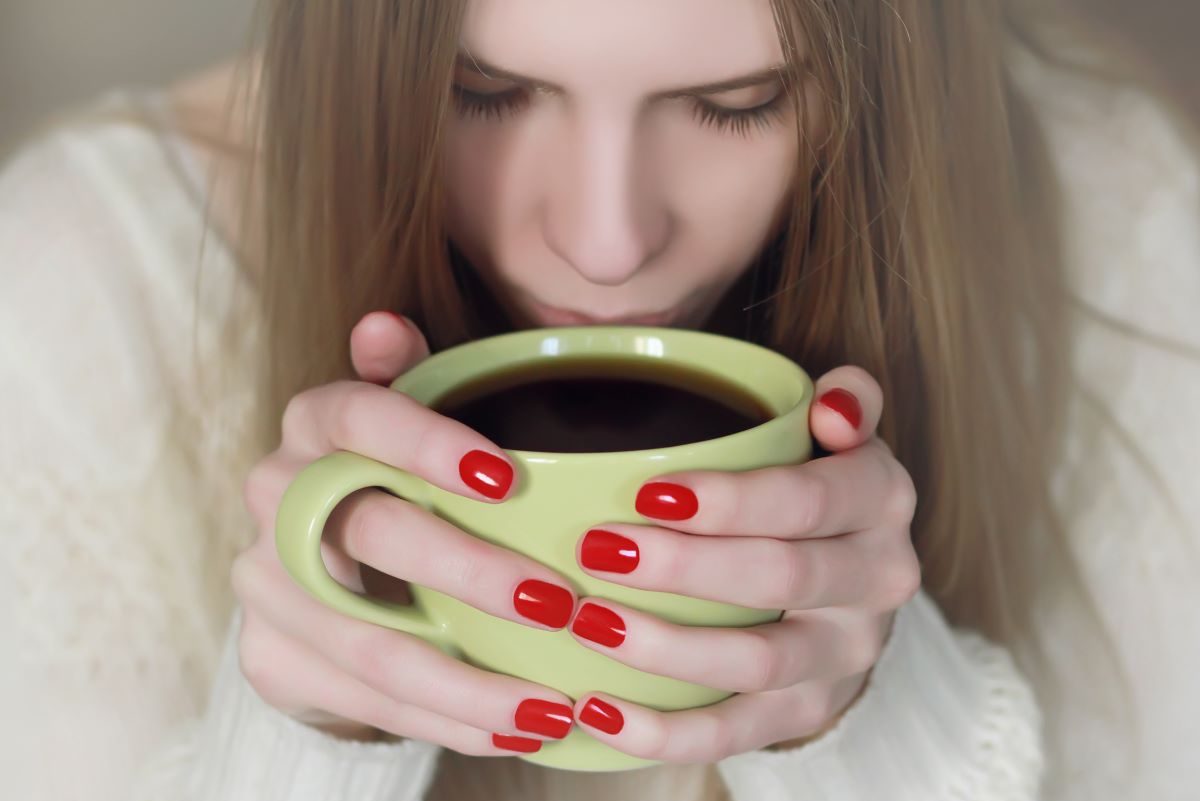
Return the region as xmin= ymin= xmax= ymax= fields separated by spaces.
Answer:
xmin=1 ymin=0 xmax=1197 ymax=799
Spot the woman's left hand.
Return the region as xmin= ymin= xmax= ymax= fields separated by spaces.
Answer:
xmin=568 ymin=366 xmax=921 ymax=762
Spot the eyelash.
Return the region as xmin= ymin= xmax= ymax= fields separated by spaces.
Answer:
xmin=452 ymin=85 xmax=788 ymax=137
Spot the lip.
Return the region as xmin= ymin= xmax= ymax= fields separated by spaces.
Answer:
xmin=529 ymin=299 xmax=679 ymax=328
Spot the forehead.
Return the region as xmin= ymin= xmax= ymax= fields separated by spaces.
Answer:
xmin=460 ymin=0 xmax=786 ymax=91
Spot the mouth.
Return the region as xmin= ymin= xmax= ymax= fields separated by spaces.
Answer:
xmin=527 ymin=298 xmax=681 ymax=328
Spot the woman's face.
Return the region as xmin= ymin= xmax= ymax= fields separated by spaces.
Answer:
xmin=444 ymin=0 xmax=804 ymax=328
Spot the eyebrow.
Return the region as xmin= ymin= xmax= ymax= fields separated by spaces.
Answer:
xmin=455 ymin=49 xmax=792 ymax=98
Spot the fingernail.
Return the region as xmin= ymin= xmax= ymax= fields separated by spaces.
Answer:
xmin=635 ymin=482 xmax=698 ymax=521
xmin=460 ymin=450 xmax=514 ymax=500
xmin=515 ymin=699 xmax=573 ymax=739
xmin=580 ymin=530 xmax=640 ymax=574
xmin=380 ymin=310 xmax=412 ymax=328
xmin=817 ymin=388 xmax=862 ymax=430
xmin=514 ymin=580 xmax=575 ymax=629
xmin=493 ymin=733 xmax=541 ymax=753
xmin=580 ymin=697 xmax=624 ymax=735
xmin=571 ymin=602 xmax=626 ymax=648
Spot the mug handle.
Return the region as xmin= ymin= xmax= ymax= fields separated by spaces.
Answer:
xmin=275 ymin=450 xmax=459 ymax=657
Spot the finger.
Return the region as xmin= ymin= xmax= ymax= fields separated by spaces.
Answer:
xmin=566 ymin=600 xmax=885 ymax=694
xmin=634 ymin=438 xmax=914 ymax=539
xmin=809 ymin=366 xmax=883 ymax=453
xmin=350 ymin=311 xmax=431 ymax=386
xmin=577 ymin=524 xmax=917 ymax=611
xmin=232 ymin=551 xmax=576 ymax=742
xmin=328 ymin=489 xmax=578 ymax=631
xmin=573 ymin=675 xmax=864 ymax=763
xmin=244 ymin=454 xmax=370 ymax=592
xmin=280 ymin=380 xmax=516 ymax=502
xmin=239 ymin=613 xmax=519 ymax=756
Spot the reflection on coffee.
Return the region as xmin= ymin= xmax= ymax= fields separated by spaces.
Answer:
xmin=434 ymin=357 xmax=774 ymax=452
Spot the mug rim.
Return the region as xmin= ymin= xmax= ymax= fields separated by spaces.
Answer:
xmin=392 ymin=325 xmax=813 ymax=461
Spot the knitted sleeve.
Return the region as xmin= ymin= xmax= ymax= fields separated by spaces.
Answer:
xmin=0 ymin=117 xmax=442 ymax=801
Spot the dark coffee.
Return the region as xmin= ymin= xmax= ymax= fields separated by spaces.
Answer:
xmin=433 ymin=357 xmax=774 ymax=452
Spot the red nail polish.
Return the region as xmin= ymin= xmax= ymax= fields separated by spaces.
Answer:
xmin=460 ymin=450 xmax=514 ymax=500
xmin=580 ymin=698 xmax=624 ymax=735
xmin=571 ymin=603 xmax=626 ymax=648
xmin=635 ymin=482 xmax=698 ymax=521
xmin=493 ymin=733 xmax=541 ymax=753
xmin=817 ymin=388 xmax=862 ymax=430
xmin=515 ymin=699 xmax=573 ymax=739
xmin=580 ymin=530 xmax=640 ymax=574
xmin=514 ymin=580 xmax=575 ymax=629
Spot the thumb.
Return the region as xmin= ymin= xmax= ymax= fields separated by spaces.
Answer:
xmin=349 ymin=311 xmax=431 ymax=385
xmin=808 ymin=365 xmax=883 ymax=454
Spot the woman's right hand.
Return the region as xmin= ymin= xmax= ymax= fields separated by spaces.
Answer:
xmin=232 ymin=311 xmax=577 ymax=755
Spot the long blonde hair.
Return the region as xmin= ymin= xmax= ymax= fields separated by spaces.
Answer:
xmin=202 ymin=1 xmax=1189 ymax=798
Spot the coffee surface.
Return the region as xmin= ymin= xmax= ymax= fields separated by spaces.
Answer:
xmin=434 ymin=357 xmax=773 ymax=452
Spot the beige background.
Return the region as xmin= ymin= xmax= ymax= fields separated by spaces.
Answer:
xmin=0 ymin=0 xmax=254 ymax=154
xmin=0 ymin=1 xmax=1196 ymax=158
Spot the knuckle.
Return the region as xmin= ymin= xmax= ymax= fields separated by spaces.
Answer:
xmin=762 ymin=541 xmax=808 ymax=609
xmin=242 ymin=458 xmax=287 ymax=530
xmin=882 ymin=462 xmax=918 ymax=524
xmin=797 ymin=689 xmax=839 ymax=734
xmin=740 ymin=630 xmax=785 ymax=692
xmin=345 ymin=629 xmax=404 ymax=698
xmin=843 ymin=624 xmax=885 ymax=674
xmin=644 ymin=710 xmax=731 ymax=763
xmin=656 ymin=535 xmax=690 ymax=589
xmin=230 ymin=548 xmax=268 ymax=604
xmin=407 ymin=415 xmax=442 ymax=480
xmin=445 ymin=543 xmax=492 ymax=594
xmin=330 ymin=382 xmax=377 ymax=446
xmin=696 ymin=711 xmax=736 ymax=762
xmin=873 ymin=547 xmax=921 ymax=610
xmin=340 ymin=493 xmax=391 ymax=562
xmin=636 ymin=715 xmax=674 ymax=762
xmin=280 ymin=392 xmax=315 ymax=446
xmin=706 ymin=476 xmax=743 ymax=534
xmin=796 ymin=472 xmax=829 ymax=535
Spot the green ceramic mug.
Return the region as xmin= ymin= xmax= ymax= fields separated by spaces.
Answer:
xmin=275 ymin=326 xmax=813 ymax=771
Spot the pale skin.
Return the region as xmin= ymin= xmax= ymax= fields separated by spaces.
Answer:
xmin=226 ymin=0 xmax=921 ymax=759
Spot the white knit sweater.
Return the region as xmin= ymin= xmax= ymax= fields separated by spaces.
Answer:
xmin=1 ymin=46 xmax=1197 ymax=801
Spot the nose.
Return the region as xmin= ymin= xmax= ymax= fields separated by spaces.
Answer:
xmin=542 ymin=115 xmax=670 ymax=287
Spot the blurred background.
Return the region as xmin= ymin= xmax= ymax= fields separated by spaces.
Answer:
xmin=0 ymin=0 xmax=1197 ymax=159
xmin=0 ymin=0 xmax=253 ymax=155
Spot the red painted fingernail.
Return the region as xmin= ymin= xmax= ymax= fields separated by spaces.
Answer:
xmin=571 ymin=603 xmax=626 ymax=648
xmin=635 ymin=482 xmax=698 ymax=521
xmin=493 ymin=733 xmax=541 ymax=753
xmin=460 ymin=450 xmax=514 ymax=500
xmin=817 ymin=388 xmax=862 ymax=430
xmin=514 ymin=580 xmax=575 ymax=629
xmin=580 ymin=697 xmax=624 ymax=735
xmin=515 ymin=699 xmax=574 ymax=739
xmin=580 ymin=530 xmax=640 ymax=574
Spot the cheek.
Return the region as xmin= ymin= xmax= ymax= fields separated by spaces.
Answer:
xmin=444 ymin=128 xmax=512 ymax=255
xmin=665 ymin=130 xmax=798 ymax=268
xmin=444 ymin=125 xmax=557 ymax=287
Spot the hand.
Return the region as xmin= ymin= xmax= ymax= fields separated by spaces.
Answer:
xmin=233 ymin=311 xmax=581 ymax=756
xmin=565 ymin=366 xmax=920 ymax=762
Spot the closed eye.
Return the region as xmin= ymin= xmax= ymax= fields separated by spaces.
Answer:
xmin=451 ymin=84 xmax=790 ymax=138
